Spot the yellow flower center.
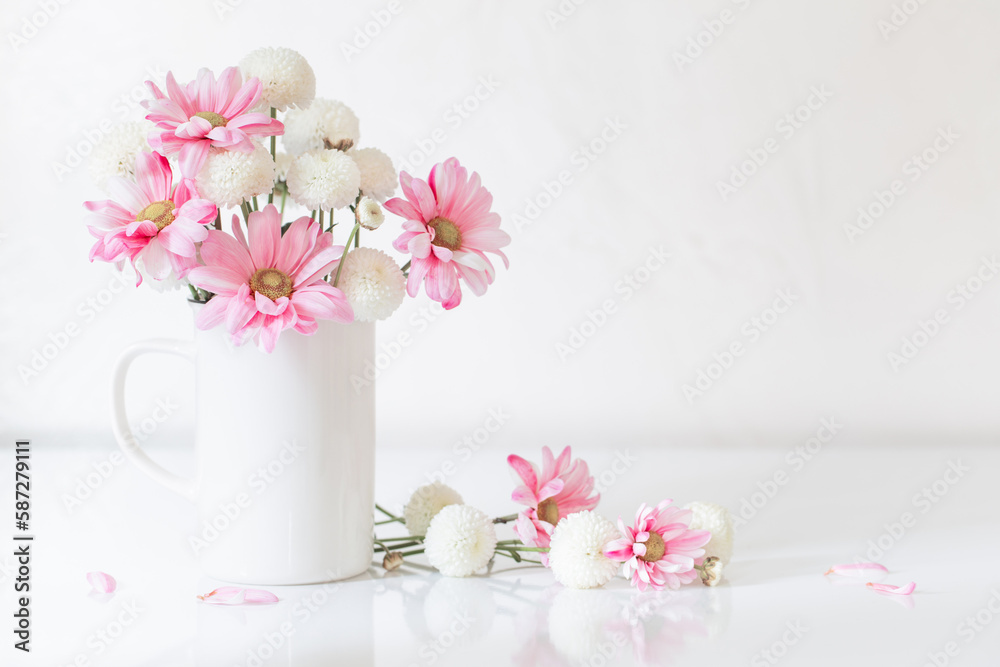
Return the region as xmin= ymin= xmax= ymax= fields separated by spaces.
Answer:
xmin=250 ymin=268 xmax=293 ymax=302
xmin=135 ymin=200 xmax=176 ymax=231
xmin=428 ymin=217 xmax=462 ymax=251
xmin=638 ymin=532 xmax=665 ymax=563
xmin=537 ymin=498 xmax=559 ymax=525
xmin=194 ymin=111 xmax=228 ymax=128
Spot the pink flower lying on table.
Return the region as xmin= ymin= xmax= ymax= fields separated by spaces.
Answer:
xmin=85 ymin=151 xmax=216 ymax=284
xmin=385 ymin=158 xmax=510 ymax=310
xmin=187 ymin=204 xmax=353 ymax=352
xmin=604 ymin=500 xmax=711 ymax=591
xmin=143 ymin=67 xmax=284 ymax=178
xmin=508 ymin=446 xmax=600 ymax=560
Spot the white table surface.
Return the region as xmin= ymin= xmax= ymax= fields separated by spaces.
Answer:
xmin=2 ymin=438 xmax=998 ymax=666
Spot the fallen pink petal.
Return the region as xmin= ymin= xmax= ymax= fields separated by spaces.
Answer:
xmin=825 ymin=562 xmax=889 ymax=576
xmin=866 ymin=581 xmax=916 ymax=595
xmin=197 ymin=586 xmax=279 ymax=605
xmin=87 ymin=571 xmax=117 ymax=594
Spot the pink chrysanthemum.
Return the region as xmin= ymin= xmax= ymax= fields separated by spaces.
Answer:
xmin=604 ymin=500 xmax=712 ymax=592
xmin=508 ymin=447 xmax=600 ymax=559
xmin=384 ymin=158 xmax=510 ymax=310
xmin=143 ymin=67 xmax=284 ymax=178
xmin=187 ymin=204 xmax=353 ymax=353
xmin=85 ymin=151 xmax=216 ymax=284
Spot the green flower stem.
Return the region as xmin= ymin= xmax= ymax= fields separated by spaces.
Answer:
xmin=280 ymin=187 xmax=287 ymax=216
xmin=188 ymin=283 xmax=201 ymax=302
xmin=375 ymin=517 xmax=405 ymax=526
xmin=395 ymin=548 xmax=425 ymax=558
xmin=240 ymin=201 xmax=252 ymax=223
xmin=318 ymin=209 xmax=324 ymax=227
xmin=493 ymin=514 xmax=519 ymax=524
xmin=374 ymin=541 xmax=421 ymax=553
xmin=378 ymin=534 xmax=424 ymax=542
xmin=333 ymin=222 xmax=360 ymax=288
xmin=375 ymin=504 xmax=401 ymax=520
xmin=268 ymin=107 xmax=276 ymax=204
xmin=214 ymin=210 xmax=221 ymax=231
xmin=401 ymin=259 xmax=411 ymax=277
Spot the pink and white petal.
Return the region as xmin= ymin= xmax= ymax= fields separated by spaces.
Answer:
xmin=139 ymin=240 xmax=171 ymax=280
xmin=384 ymin=196 xmax=422 ymax=222
xmin=156 ymin=225 xmax=196 ymax=257
xmin=510 ymin=485 xmax=539 ymax=507
xmin=255 ymin=292 xmax=289 ymax=317
xmin=194 ymin=296 xmax=231 ymax=330
xmin=247 ymin=206 xmax=281 ymax=269
xmin=405 ymin=258 xmax=431 ymax=298
xmin=536 ymin=478 xmax=565 ymax=502
xmin=179 ymin=141 xmax=212 ymax=179
xmin=507 ymin=454 xmax=539 ymax=490
xmin=188 ymin=265 xmax=246 ymax=295
xmin=199 ymin=229 xmax=254 ymax=279
xmin=221 ymin=78 xmax=264 ymax=118
xmin=408 ymin=233 xmax=432 ymax=260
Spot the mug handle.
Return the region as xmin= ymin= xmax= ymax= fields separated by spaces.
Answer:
xmin=111 ymin=338 xmax=197 ymax=501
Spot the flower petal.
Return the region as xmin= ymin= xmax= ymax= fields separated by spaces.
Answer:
xmin=87 ymin=572 xmax=117 ymax=594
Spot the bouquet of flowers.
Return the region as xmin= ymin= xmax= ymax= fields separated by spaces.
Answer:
xmin=83 ymin=47 xmax=511 ymax=352
xmin=374 ymin=446 xmax=735 ymax=591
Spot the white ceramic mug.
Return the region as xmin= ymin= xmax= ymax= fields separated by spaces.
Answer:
xmin=111 ymin=310 xmax=375 ymax=585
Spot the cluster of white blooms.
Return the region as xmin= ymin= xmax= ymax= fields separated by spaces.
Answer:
xmin=86 ymin=46 xmax=408 ymax=317
xmin=281 ymin=98 xmax=397 ymax=208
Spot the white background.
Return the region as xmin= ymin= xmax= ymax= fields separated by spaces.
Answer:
xmin=2 ymin=0 xmax=999 ymax=450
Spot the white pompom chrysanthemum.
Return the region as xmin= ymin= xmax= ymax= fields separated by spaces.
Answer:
xmin=348 ymin=147 xmax=397 ymax=202
xmin=88 ymin=121 xmax=153 ymax=192
xmin=195 ymin=144 xmax=276 ymax=209
xmin=548 ymin=511 xmax=621 ymax=589
xmin=403 ymin=481 xmax=463 ymax=536
xmin=240 ymin=47 xmax=316 ymax=112
xmin=356 ymin=196 xmax=384 ymax=231
xmin=684 ymin=501 xmax=734 ymax=565
xmin=286 ymin=149 xmax=360 ymax=211
xmin=424 ymin=505 xmax=498 ymax=577
xmin=282 ymin=99 xmax=360 ymax=155
xmin=338 ymin=248 xmax=405 ymax=322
